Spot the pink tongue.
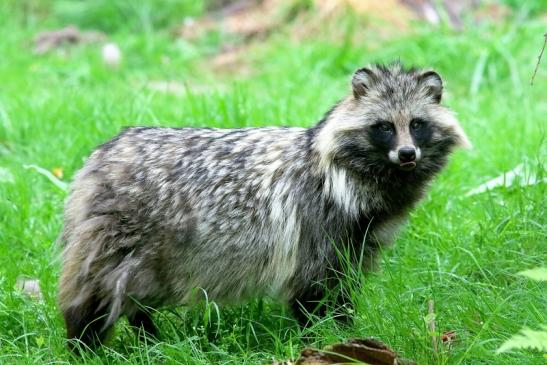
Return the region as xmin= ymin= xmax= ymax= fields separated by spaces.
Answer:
xmin=400 ymin=161 xmax=416 ymax=168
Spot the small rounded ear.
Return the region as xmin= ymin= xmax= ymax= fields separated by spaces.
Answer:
xmin=419 ymin=70 xmax=443 ymax=103
xmin=352 ymin=67 xmax=376 ymax=99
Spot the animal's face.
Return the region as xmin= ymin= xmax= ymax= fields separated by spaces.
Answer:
xmin=316 ymin=63 xmax=470 ymax=177
xmin=367 ymin=115 xmax=433 ymax=172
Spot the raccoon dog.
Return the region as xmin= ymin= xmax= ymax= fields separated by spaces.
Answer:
xmin=59 ymin=63 xmax=470 ymax=348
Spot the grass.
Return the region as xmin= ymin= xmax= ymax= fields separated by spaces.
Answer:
xmin=0 ymin=1 xmax=545 ymax=364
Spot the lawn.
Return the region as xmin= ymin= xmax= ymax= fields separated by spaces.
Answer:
xmin=0 ymin=1 xmax=545 ymax=364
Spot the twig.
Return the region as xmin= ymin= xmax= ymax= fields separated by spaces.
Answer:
xmin=531 ymin=33 xmax=546 ymax=85
xmin=428 ymin=299 xmax=438 ymax=354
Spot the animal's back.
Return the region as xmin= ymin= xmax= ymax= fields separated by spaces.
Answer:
xmin=60 ymin=126 xmax=315 ymax=326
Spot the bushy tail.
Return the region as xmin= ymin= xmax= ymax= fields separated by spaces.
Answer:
xmin=58 ymin=212 xmax=124 ymax=350
xmin=59 ymin=241 xmax=117 ymax=350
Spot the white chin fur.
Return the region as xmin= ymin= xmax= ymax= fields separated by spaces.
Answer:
xmin=388 ymin=150 xmax=399 ymax=164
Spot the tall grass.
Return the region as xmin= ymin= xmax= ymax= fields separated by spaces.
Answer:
xmin=0 ymin=2 xmax=545 ymax=364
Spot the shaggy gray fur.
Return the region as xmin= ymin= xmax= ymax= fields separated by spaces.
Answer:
xmin=59 ymin=63 xmax=469 ymax=348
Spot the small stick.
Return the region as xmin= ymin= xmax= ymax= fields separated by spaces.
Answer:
xmin=428 ymin=299 xmax=438 ymax=354
xmin=531 ymin=33 xmax=546 ymax=85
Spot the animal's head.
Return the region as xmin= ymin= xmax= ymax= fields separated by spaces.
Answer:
xmin=315 ymin=63 xmax=470 ymax=178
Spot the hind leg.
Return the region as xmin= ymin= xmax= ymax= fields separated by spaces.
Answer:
xmin=128 ymin=309 xmax=158 ymax=340
xmin=290 ymin=289 xmax=327 ymax=328
xmin=290 ymin=286 xmax=354 ymax=328
xmin=62 ymin=295 xmax=115 ymax=350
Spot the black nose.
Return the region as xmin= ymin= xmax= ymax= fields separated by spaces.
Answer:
xmin=398 ymin=147 xmax=416 ymax=163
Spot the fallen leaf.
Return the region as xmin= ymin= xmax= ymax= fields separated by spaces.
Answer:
xmin=441 ymin=330 xmax=457 ymax=343
xmin=52 ymin=167 xmax=63 ymax=179
xmin=272 ymin=338 xmax=416 ymax=365
xmin=441 ymin=330 xmax=457 ymax=349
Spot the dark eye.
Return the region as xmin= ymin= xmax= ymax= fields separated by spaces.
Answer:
xmin=410 ymin=118 xmax=426 ymax=130
xmin=375 ymin=121 xmax=393 ymax=133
